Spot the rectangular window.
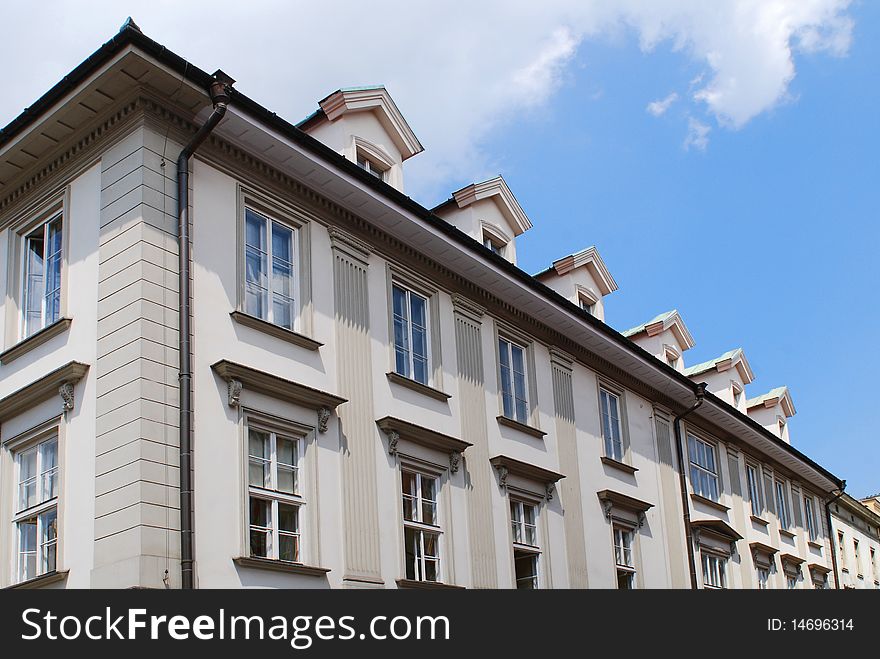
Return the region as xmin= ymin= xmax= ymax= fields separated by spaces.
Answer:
xmin=701 ymin=552 xmax=727 ymax=589
xmin=14 ymin=436 xmax=59 ymax=582
xmin=688 ymin=435 xmax=719 ymax=501
xmin=483 ymin=233 xmax=505 ymax=256
xmin=614 ymin=527 xmax=636 ymax=589
xmin=391 ymin=284 xmax=429 ymax=385
xmin=22 ymin=214 xmax=63 ymax=338
xmin=871 ymin=548 xmax=878 ymax=583
xmin=775 ymin=480 xmax=790 ymax=529
xmin=756 ymin=567 xmax=769 ymax=590
xmin=838 ymin=531 xmax=847 ymax=570
xmin=803 ymin=495 xmax=817 ymax=541
xmin=511 ymin=500 xmax=539 ymax=589
xmin=402 ymin=470 xmax=441 ymax=582
xmin=244 ymin=207 xmax=297 ymax=331
xmin=247 ymin=427 xmax=302 ymax=563
xmin=787 ymin=575 xmax=798 ymax=590
xmin=853 ymin=539 xmax=861 ymax=575
xmin=357 ymin=153 xmax=387 ymax=181
xmin=599 ymin=387 xmax=624 ymax=462
xmin=498 ymin=337 xmax=529 ymax=424
xmin=746 ymin=464 xmax=763 ymax=516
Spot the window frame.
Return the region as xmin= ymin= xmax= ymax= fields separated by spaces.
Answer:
xmin=481 ymin=223 xmax=510 ymax=258
xmin=756 ymin=566 xmax=770 ymax=590
xmin=701 ymin=551 xmax=728 ymax=589
xmin=509 ymin=497 xmax=541 ymax=589
xmin=613 ymin=525 xmax=637 ymax=589
xmin=236 ymin=186 xmax=313 ymax=338
xmin=745 ymin=461 xmax=764 ymax=517
xmin=803 ymin=493 xmax=818 ymax=542
xmin=400 ymin=465 xmax=443 ymax=584
xmin=351 ymin=136 xmax=395 ymax=185
xmin=687 ymin=432 xmax=721 ymax=502
xmin=775 ymin=479 xmax=791 ymax=530
xmin=598 ymin=383 xmax=627 ymax=463
xmin=495 ymin=325 xmax=537 ymax=427
xmin=386 ymin=266 xmax=442 ymax=390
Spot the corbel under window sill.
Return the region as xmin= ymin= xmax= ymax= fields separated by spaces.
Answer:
xmin=396 ymin=578 xmax=464 ymax=590
xmin=600 ymin=456 xmax=638 ymax=475
xmin=496 ymin=415 xmax=546 ymax=439
xmin=234 ymin=556 xmax=331 ymax=577
xmin=230 ymin=311 xmax=322 ymax=351
xmin=690 ymin=493 xmax=730 ymax=513
xmin=0 ymin=318 xmax=72 ymax=365
xmin=386 ymin=372 xmax=451 ymax=401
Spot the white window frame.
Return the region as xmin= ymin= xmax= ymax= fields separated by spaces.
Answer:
xmin=613 ymin=526 xmax=637 ymax=589
xmin=775 ymin=479 xmax=790 ymax=530
xmin=246 ymin=422 xmax=305 ymax=564
xmin=746 ymin=462 xmax=763 ymax=517
xmin=756 ymin=566 xmax=770 ymax=590
xmin=803 ymin=494 xmax=818 ymax=542
xmin=356 ymin=152 xmax=388 ymax=181
xmin=688 ymin=433 xmax=720 ymax=501
xmin=731 ymin=381 xmax=743 ymax=408
xmin=12 ymin=434 xmax=60 ymax=584
xmin=498 ymin=335 xmax=530 ymax=425
xmin=391 ymin=282 xmax=431 ymax=386
xmin=837 ymin=531 xmax=847 ymax=571
xmin=599 ymin=386 xmax=625 ymax=462
xmin=20 ymin=212 xmax=64 ymax=339
xmin=786 ymin=574 xmax=798 ymax=590
xmin=401 ymin=468 xmax=442 ymax=583
xmin=701 ymin=551 xmax=727 ymax=589
xmin=510 ymin=499 xmax=540 ymax=589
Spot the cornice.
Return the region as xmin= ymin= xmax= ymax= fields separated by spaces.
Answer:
xmin=0 ymin=361 xmax=89 ymax=426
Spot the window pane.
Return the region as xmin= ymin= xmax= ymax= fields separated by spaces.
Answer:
xmin=404 ymin=526 xmax=419 ymax=580
xmin=245 ymin=210 xmax=267 ymax=249
xmin=40 ymin=508 xmax=57 ymax=573
xmin=40 ymin=439 xmax=59 ymax=501
xmin=279 ymin=533 xmax=299 ymax=562
xmin=278 ymin=503 xmax=298 ymax=533
xmin=248 ymin=431 xmax=271 ymax=488
xmin=402 ymin=472 xmax=416 ymax=521
xmin=19 ymin=519 xmax=37 ymax=581
xmin=249 ymin=498 xmax=271 ymax=558
xmin=514 ymin=551 xmax=538 ymax=589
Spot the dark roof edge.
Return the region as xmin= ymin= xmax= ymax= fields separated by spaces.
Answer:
xmin=0 ymin=24 xmax=844 ymax=492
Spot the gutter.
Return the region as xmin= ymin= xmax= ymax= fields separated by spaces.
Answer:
xmin=176 ymin=71 xmax=234 ymax=590
xmin=673 ymin=382 xmax=707 ymax=589
xmin=824 ymin=483 xmax=847 ymax=589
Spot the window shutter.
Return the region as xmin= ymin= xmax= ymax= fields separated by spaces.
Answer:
xmin=727 ymin=453 xmax=741 ymax=497
xmin=655 ymin=417 xmax=673 ymax=466
xmin=763 ymin=471 xmax=776 ymax=515
xmin=791 ymin=484 xmax=803 ymax=528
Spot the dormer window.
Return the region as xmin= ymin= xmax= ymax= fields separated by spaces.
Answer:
xmin=356 ymin=152 xmax=387 ymax=181
xmin=778 ymin=418 xmax=786 ymax=437
xmin=732 ymin=382 xmax=743 ymax=408
xmin=483 ymin=232 xmax=506 ymax=256
xmin=666 ymin=354 xmax=679 ymax=369
xmin=664 ymin=346 xmax=681 ymax=370
xmin=577 ymin=288 xmax=598 ymax=317
xmin=580 ymin=299 xmax=595 ymax=315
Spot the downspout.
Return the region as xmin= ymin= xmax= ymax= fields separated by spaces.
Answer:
xmin=177 ymin=71 xmax=234 ymax=590
xmin=824 ymin=482 xmax=847 ymax=589
xmin=673 ymin=382 xmax=707 ymax=589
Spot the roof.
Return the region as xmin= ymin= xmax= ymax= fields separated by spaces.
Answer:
xmin=683 ymin=347 xmax=755 ymax=384
xmin=434 ymin=176 xmax=533 ymax=236
xmin=746 ymin=386 xmax=796 ymax=418
xmin=621 ymin=309 xmax=695 ymax=351
xmin=535 ymin=246 xmax=618 ymax=296
xmin=0 ymin=19 xmax=844 ymax=494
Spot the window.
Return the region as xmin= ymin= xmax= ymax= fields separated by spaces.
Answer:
xmin=701 ymin=552 xmax=727 ymax=589
xmin=778 ymin=418 xmax=786 ymax=437
xmin=871 ymin=547 xmax=878 ymax=583
xmin=498 ymin=337 xmax=529 ymax=424
xmin=853 ymin=539 xmax=861 ymax=575
xmin=244 ymin=207 xmax=298 ymax=331
xmin=732 ymin=383 xmax=743 ymax=408
xmin=787 ymin=575 xmax=798 ymax=590
xmin=356 ymin=153 xmax=387 ymax=180
xmin=775 ymin=480 xmax=790 ymax=529
xmin=14 ymin=436 xmax=59 ymax=582
xmin=688 ymin=434 xmax=719 ymax=501
xmin=599 ymin=387 xmax=624 ymax=462
xmin=391 ymin=284 xmax=429 ymax=385
xmin=21 ymin=213 xmax=63 ymax=338
xmin=402 ymin=470 xmax=441 ymax=582
xmin=756 ymin=567 xmax=770 ymax=590
xmin=483 ymin=232 xmax=505 ymax=256
xmin=614 ymin=527 xmax=636 ymax=589
xmin=666 ymin=354 xmax=679 ymax=369
xmin=510 ymin=500 xmax=539 ymax=589
xmin=746 ymin=464 xmax=763 ymax=517
xmin=578 ymin=295 xmax=596 ymax=316
xmin=803 ymin=495 xmax=817 ymax=541
xmin=248 ymin=426 xmax=302 ymax=563
xmin=838 ymin=532 xmax=847 ymax=570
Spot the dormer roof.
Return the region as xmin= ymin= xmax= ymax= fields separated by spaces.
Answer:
xmin=536 ymin=246 xmax=618 ymax=296
xmin=301 ymin=85 xmax=423 ymax=160
xmin=622 ymin=309 xmax=695 ymax=351
xmin=443 ymin=176 xmax=533 ymax=236
xmin=684 ymin=348 xmax=755 ymax=384
xmin=746 ymin=386 xmax=796 ymax=418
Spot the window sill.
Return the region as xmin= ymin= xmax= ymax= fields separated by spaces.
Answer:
xmin=690 ymin=493 xmax=730 ymax=513
xmin=750 ymin=515 xmax=770 ymax=527
xmin=396 ymin=578 xmax=464 ymax=590
xmin=808 ymin=540 xmax=823 ymax=550
xmin=5 ymin=569 xmax=69 ymax=590
xmin=234 ymin=556 xmax=331 ymax=577
xmin=230 ymin=311 xmax=322 ymax=351
xmin=0 ymin=318 xmax=72 ymax=365
xmin=600 ymin=456 xmax=638 ymax=475
xmin=779 ymin=528 xmax=796 ymax=540
xmin=386 ymin=372 xmax=451 ymax=401
xmin=496 ymin=415 xmax=546 ymax=439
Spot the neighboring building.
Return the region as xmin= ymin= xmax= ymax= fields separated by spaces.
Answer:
xmin=830 ymin=493 xmax=880 ymax=589
xmin=0 ymin=20 xmax=846 ymax=590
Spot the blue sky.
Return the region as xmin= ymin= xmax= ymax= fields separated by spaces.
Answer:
xmin=0 ymin=1 xmax=875 ymax=495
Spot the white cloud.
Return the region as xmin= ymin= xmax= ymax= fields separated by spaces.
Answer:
xmin=647 ymin=92 xmax=679 ymax=116
xmin=0 ymin=1 xmax=855 ymax=200
xmin=684 ymin=117 xmax=711 ymax=151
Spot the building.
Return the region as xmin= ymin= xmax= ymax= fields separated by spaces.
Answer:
xmin=0 ymin=20 xmax=847 ymax=590
xmin=829 ymin=494 xmax=880 ymax=589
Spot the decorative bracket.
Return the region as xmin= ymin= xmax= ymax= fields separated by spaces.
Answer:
xmin=59 ymin=382 xmax=75 ymax=412
xmin=386 ymin=430 xmax=400 ymax=456
xmin=317 ymin=406 xmax=331 ymax=433
xmin=545 ymin=482 xmax=556 ymax=501
xmin=495 ymin=465 xmax=509 ymax=489
xmin=227 ymin=379 xmax=243 ymax=407
xmin=602 ymin=499 xmax=614 ymax=522
xmin=449 ymin=450 xmax=462 ymax=474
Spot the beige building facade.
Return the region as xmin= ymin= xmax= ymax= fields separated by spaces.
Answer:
xmin=0 ymin=22 xmax=852 ymax=590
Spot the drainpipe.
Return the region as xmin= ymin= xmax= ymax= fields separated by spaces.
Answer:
xmin=177 ymin=71 xmax=234 ymax=590
xmin=673 ymin=382 xmax=707 ymax=589
xmin=824 ymin=482 xmax=847 ymax=589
